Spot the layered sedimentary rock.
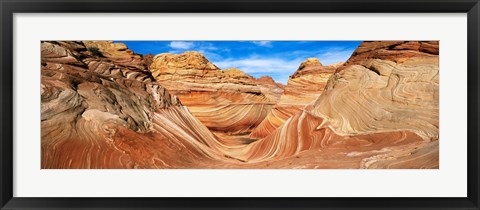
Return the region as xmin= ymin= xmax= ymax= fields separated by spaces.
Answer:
xmin=41 ymin=41 xmax=232 ymax=169
xmin=241 ymin=41 xmax=439 ymax=169
xmin=82 ymin=41 xmax=149 ymax=70
xmin=313 ymin=41 xmax=439 ymax=139
xmin=250 ymin=58 xmax=338 ymax=138
xmin=142 ymin=53 xmax=155 ymax=70
xmin=42 ymin=40 xmax=439 ymax=169
xmin=149 ymin=52 xmax=284 ymax=134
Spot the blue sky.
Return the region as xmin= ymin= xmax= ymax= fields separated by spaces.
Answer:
xmin=116 ymin=41 xmax=362 ymax=84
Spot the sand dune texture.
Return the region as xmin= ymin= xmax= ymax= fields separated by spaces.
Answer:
xmin=41 ymin=41 xmax=439 ymax=169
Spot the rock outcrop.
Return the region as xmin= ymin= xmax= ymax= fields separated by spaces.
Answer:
xmin=250 ymin=58 xmax=339 ymax=138
xmin=149 ymin=52 xmax=284 ymax=134
xmin=41 ymin=41 xmax=439 ymax=169
xmin=314 ymin=41 xmax=439 ymax=139
xmin=82 ymin=41 xmax=149 ymax=71
xmin=241 ymin=41 xmax=439 ymax=168
xmin=142 ymin=53 xmax=155 ymax=70
xmin=41 ymin=41 xmax=231 ymax=168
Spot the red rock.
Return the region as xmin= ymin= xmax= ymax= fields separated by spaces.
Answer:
xmin=342 ymin=41 xmax=438 ymax=66
xmin=41 ymin=42 xmax=230 ymax=169
xmin=142 ymin=53 xmax=155 ymax=70
xmin=83 ymin=41 xmax=149 ymax=70
xmin=149 ymin=51 xmax=284 ymax=134
xmin=245 ymin=41 xmax=438 ymax=169
xmin=250 ymin=58 xmax=338 ymax=138
xmin=41 ymin=41 xmax=439 ymax=169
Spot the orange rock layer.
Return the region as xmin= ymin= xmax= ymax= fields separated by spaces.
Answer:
xmin=41 ymin=41 xmax=439 ymax=169
xmin=250 ymin=58 xmax=339 ymax=138
xmin=149 ymin=52 xmax=284 ymax=134
xmin=41 ymin=41 xmax=233 ymax=168
xmin=314 ymin=41 xmax=439 ymax=139
xmin=241 ymin=41 xmax=439 ymax=168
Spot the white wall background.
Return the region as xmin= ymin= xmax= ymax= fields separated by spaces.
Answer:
xmin=13 ymin=13 xmax=467 ymax=197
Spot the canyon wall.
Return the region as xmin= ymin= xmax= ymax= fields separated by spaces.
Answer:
xmin=250 ymin=58 xmax=339 ymax=138
xmin=41 ymin=41 xmax=439 ymax=169
xmin=41 ymin=41 xmax=233 ymax=168
xmin=149 ymin=52 xmax=284 ymax=134
xmin=241 ymin=41 xmax=439 ymax=169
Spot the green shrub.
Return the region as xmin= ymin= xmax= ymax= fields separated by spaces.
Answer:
xmin=298 ymin=64 xmax=305 ymax=70
xmin=87 ymin=47 xmax=101 ymax=56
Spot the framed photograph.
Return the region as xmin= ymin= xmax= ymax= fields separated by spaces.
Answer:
xmin=1 ymin=0 xmax=479 ymax=209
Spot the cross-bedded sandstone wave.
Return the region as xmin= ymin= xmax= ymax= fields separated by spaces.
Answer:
xmin=187 ymin=104 xmax=274 ymax=134
xmin=240 ymin=106 xmax=432 ymax=168
xmin=238 ymin=41 xmax=439 ymax=168
xmin=250 ymin=58 xmax=339 ymax=138
xmin=41 ymin=41 xmax=233 ymax=168
xmin=149 ymin=52 xmax=284 ymax=134
xmin=313 ymin=41 xmax=439 ymax=139
xmin=41 ymin=41 xmax=439 ymax=169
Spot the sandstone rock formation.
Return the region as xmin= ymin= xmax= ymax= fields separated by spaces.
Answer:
xmin=149 ymin=52 xmax=284 ymax=134
xmin=82 ymin=41 xmax=149 ymax=71
xmin=241 ymin=41 xmax=439 ymax=168
xmin=250 ymin=58 xmax=339 ymax=138
xmin=314 ymin=41 xmax=439 ymax=139
xmin=142 ymin=53 xmax=155 ymax=70
xmin=41 ymin=41 xmax=439 ymax=169
xmin=41 ymin=41 xmax=232 ymax=168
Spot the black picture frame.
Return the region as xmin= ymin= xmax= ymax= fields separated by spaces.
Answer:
xmin=1 ymin=0 xmax=479 ymax=209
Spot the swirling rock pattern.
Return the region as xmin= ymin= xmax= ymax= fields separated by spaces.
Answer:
xmin=42 ymin=41 xmax=439 ymax=169
xmin=41 ymin=41 xmax=231 ymax=168
xmin=83 ymin=41 xmax=149 ymax=70
xmin=250 ymin=58 xmax=339 ymax=138
xmin=241 ymin=41 xmax=439 ymax=168
xmin=149 ymin=52 xmax=284 ymax=134
xmin=313 ymin=41 xmax=439 ymax=139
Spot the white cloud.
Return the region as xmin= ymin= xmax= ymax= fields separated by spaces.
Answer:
xmin=168 ymin=48 xmax=223 ymax=62
xmin=316 ymin=49 xmax=355 ymax=65
xmin=169 ymin=41 xmax=194 ymax=49
xmin=251 ymin=41 xmax=273 ymax=47
xmin=211 ymin=47 xmax=356 ymax=84
xmin=165 ymin=42 xmax=357 ymax=84
xmin=168 ymin=42 xmax=225 ymax=58
xmin=213 ymin=57 xmax=302 ymax=84
xmin=197 ymin=50 xmax=223 ymax=61
xmin=198 ymin=43 xmax=218 ymax=51
xmin=215 ymin=58 xmax=299 ymax=73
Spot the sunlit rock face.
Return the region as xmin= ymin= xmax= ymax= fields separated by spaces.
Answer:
xmin=82 ymin=41 xmax=150 ymax=71
xmin=41 ymin=41 xmax=439 ymax=169
xmin=149 ymin=52 xmax=284 ymax=134
xmin=250 ymin=58 xmax=339 ymax=138
xmin=313 ymin=41 xmax=439 ymax=139
xmin=41 ymin=41 xmax=230 ymax=169
xmin=242 ymin=41 xmax=439 ymax=169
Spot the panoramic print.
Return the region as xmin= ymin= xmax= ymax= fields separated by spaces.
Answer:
xmin=41 ymin=41 xmax=439 ymax=169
